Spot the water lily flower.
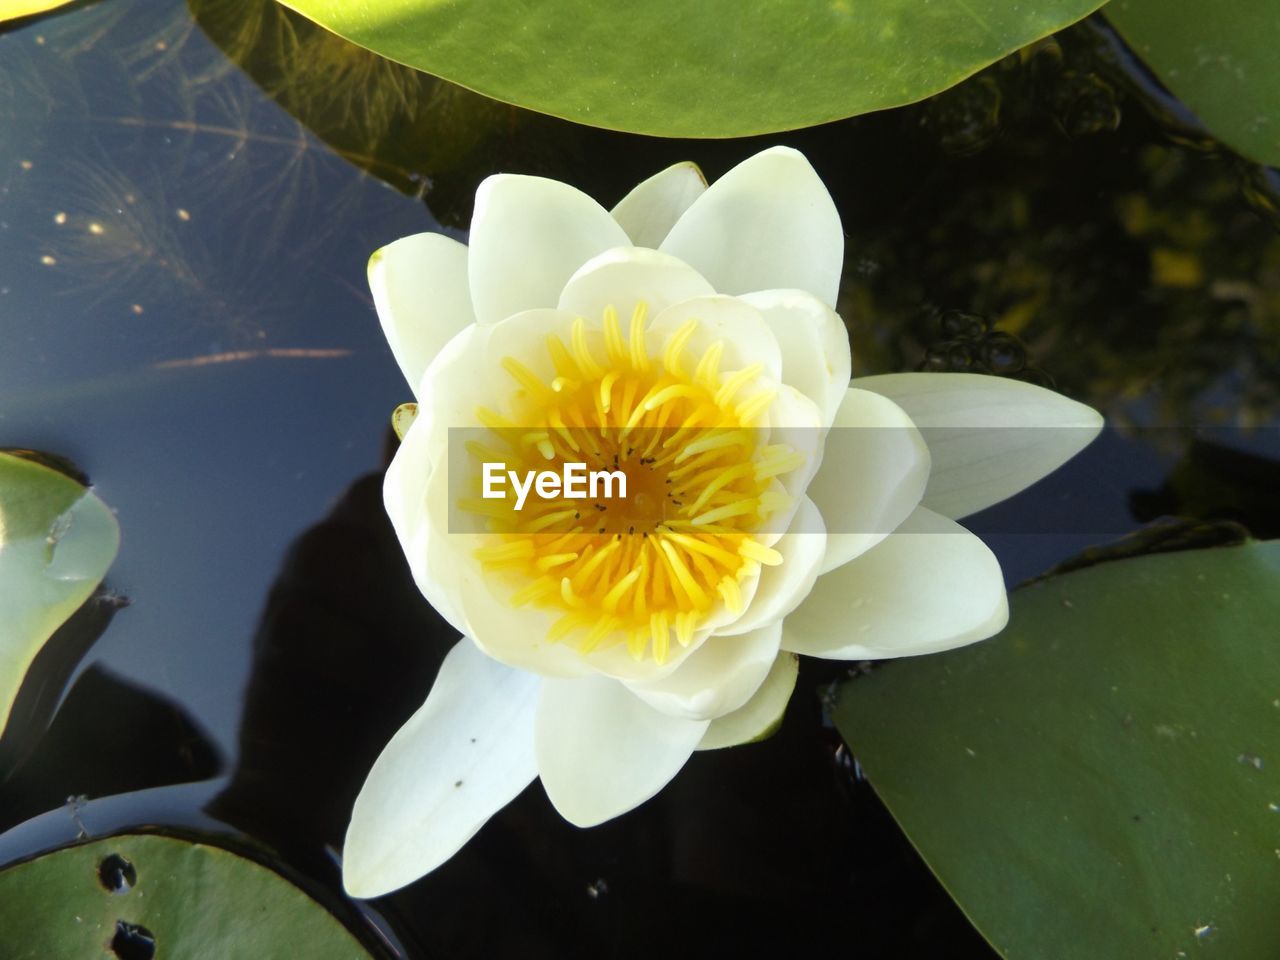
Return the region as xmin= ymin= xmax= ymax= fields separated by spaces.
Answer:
xmin=345 ymin=147 xmax=1102 ymax=897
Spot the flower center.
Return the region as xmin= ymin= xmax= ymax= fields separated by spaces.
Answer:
xmin=464 ymin=303 xmax=801 ymax=664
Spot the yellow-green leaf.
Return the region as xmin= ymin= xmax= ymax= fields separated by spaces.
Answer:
xmin=275 ymin=0 xmax=1108 ymax=137
xmin=0 ymin=0 xmax=74 ymax=25
xmin=0 ymin=452 xmax=119 ymax=738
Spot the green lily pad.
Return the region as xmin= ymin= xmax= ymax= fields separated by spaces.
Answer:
xmin=0 ymin=834 xmax=373 ymax=958
xmin=1106 ymin=0 xmax=1280 ymax=166
xmin=834 ymin=540 xmax=1280 ymax=959
xmin=0 ymin=452 xmax=120 ymax=739
xmin=0 ymin=0 xmax=74 ymax=25
xmin=276 ymin=0 xmax=1106 ymax=137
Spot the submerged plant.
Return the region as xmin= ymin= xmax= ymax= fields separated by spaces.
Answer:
xmin=344 ymin=147 xmax=1102 ymax=896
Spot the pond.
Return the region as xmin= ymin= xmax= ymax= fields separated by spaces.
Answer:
xmin=1 ymin=0 xmax=1277 ymax=956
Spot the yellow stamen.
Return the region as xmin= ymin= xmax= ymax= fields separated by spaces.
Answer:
xmin=629 ymin=302 xmax=651 ymax=371
xmin=572 ymin=317 xmax=604 ymax=378
xmin=739 ymin=540 xmax=784 ymax=566
xmin=603 ymin=306 xmax=626 ymax=367
xmin=463 ymin=304 xmax=806 ymax=664
xmin=501 ymin=357 xmax=556 ymax=403
xmin=663 ymin=319 xmax=698 ymax=377
xmin=694 ymin=340 xmax=724 ymax=387
xmin=714 ymin=363 xmax=764 ymax=407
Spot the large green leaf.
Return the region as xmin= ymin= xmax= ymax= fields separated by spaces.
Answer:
xmin=1106 ymin=0 xmax=1280 ymax=166
xmin=0 ymin=0 xmax=74 ymax=25
xmin=834 ymin=540 xmax=1280 ymax=959
xmin=0 ymin=834 xmax=373 ymax=957
xmin=276 ymin=0 xmax=1107 ymax=137
xmin=0 ymin=452 xmax=119 ymax=739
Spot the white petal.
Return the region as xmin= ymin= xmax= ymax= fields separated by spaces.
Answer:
xmin=719 ymin=497 xmax=826 ymax=636
xmin=557 ymin=246 xmax=716 ymax=323
xmin=647 ymin=294 xmax=783 ymax=381
xmin=624 ymin=621 xmax=782 ymax=721
xmin=807 ymin=388 xmax=931 ymax=573
xmin=454 ymin=564 xmax=599 ymax=680
xmin=854 ymin=372 xmax=1104 ymax=520
xmin=343 ymin=639 xmax=540 ymax=897
xmin=416 ymin=307 xmax=575 ymax=435
xmin=740 ymin=289 xmax=851 ymax=425
xmin=468 ymin=174 xmax=629 ymax=325
xmin=369 ymin=232 xmax=475 ymax=396
xmin=610 ymin=161 xmax=707 ymax=248
xmin=384 ymin=411 xmax=468 ymax=634
xmin=782 ymin=505 xmax=1008 ymax=660
xmin=698 ymin=652 xmax=799 ymax=751
xmin=535 ymin=674 xmax=708 ymax=826
xmin=413 ymin=440 xmax=601 ymax=679
xmin=759 ymin=380 xmax=826 ymax=530
xmin=660 ymin=146 xmax=844 ymax=308
xmin=455 ymin=561 xmax=718 ymax=682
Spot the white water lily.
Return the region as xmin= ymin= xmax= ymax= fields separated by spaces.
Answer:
xmin=345 ymin=147 xmax=1102 ymax=897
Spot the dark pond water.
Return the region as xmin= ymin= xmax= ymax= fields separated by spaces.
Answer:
xmin=1 ymin=0 xmax=1277 ymax=956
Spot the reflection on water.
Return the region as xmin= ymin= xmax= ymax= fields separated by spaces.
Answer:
xmin=1 ymin=0 xmax=1278 ymax=955
xmin=1 ymin=0 xmax=433 ymax=760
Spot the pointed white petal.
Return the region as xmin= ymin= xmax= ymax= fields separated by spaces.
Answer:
xmin=610 ymin=161 xmax=707 ymax=248
xmin=468 ymin=174 xmax=629 ymax=325
xmin=369 ymin=232 xmax=475 ymax=396
xmin=719 ymin=496 xmax=826 ymax=636
xmin=660 ymin=146 xmax=843 ymax=308
xmin=740 ymin=289 xmax=851 ymax=425
xmin=783 ymin=506 xmax=1007 ymax=660
xmin=625 ymin=621 xmax=783 ymax=721
xmin=807 ymin=388 xmax=931 ymax=573
xmin=854 ymin=373 xmax=1104 ymax=520
xmin=400 ymin=316 xmax=487 ymax=483
xmin=383 ymin=410 xmax=468 ymax=634
xmin=698 ymin=652 xmax=799 ymax=750
xmin=535 ymin=675 xmax=708 ymax=826
xmin=557 ymin=246 xmax=715 ymax=323
xmin=760 ymin=382 xmax=826 ymax=535
xmin=343 ymin=640 xmax=540 ymax=897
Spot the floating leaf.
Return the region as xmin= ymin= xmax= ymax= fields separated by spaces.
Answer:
xmin=0 ymin=452 xmax=119 ymax=739
xmin=0 ymin=834 xmax=373 ymax=958
xmin=0 ymin=0 xmax=74 ymax=26
xmin=834 ymin=540 xmax=1280 ymax=959
xmin=1106 ymin=0 xmax=1280 ymax=166
xmin=275 ymin=0 xmax=1107 ymax=137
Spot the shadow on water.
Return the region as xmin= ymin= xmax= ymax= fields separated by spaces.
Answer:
xmin=197 ymin=444 xmax=992 ymax=956
xmin=0 ymin=664 xmax=222 ymax=834
xmin=0 ymin=441 xmax=993 ymax=955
